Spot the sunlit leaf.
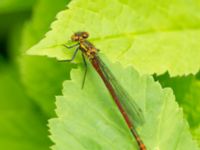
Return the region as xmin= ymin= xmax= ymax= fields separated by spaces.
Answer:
xmin=49 ymin=57 xmax=199 ymax=150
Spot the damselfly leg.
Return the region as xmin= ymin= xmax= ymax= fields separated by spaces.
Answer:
xmin=60 ymin=43 xmax=88 ymax=89
xmin=63 ymin=42 xmax=79 ymax=49
xmin=59 ymin=47 xmax=79 ymax=62
xmin=81 ymin=53 xmax=88 ymax=89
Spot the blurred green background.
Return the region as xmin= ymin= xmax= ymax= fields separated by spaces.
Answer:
xmin=0 ymin=0 xmax=199 ymax=150
xmin=0 ymin=0 xmax=73 ymax=149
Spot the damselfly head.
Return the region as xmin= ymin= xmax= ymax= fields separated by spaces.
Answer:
xmin=71 ymin=32 xmax=89 ymax=41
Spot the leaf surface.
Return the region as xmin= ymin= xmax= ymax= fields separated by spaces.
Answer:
xmin=49 ymin=57 xmax=199 ymax=150
xmin=28 ymin=0 xmax=200 ymax=76
xmin=155 ymin=73 xmax=200 ymax=128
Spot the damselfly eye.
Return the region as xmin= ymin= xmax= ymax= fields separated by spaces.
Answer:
xmin=82 ymin=32 xmax=89 ymax=39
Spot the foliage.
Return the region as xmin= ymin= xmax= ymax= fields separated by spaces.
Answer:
xmin=49 ymin=59 xmax=199 ymax=150
xmin=0 ymin=60 xmax=51 ymax=150
xmin=0 ymin=0 xmax=200 ymax=150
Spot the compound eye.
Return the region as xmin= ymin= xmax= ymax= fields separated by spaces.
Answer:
xmin=82 ymin=32 xmax=89 ymax=38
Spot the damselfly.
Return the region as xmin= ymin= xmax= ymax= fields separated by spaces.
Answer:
xmin=62 ymin=32 xmax=146 ymax=150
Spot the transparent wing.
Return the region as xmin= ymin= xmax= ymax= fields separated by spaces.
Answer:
xmin=96 ymin=56 xmax=145 ymax=126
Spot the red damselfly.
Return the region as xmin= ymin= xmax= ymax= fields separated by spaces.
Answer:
xmin=61 ymin=32 xmax=146 ymax=150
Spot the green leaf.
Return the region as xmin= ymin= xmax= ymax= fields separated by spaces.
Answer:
xmin=28 ymin=0 xmax=200 ymax=76
xmin=20 ymin=56 xmax=73 ymax=117
xmin=0 ymin=61 xmax=51 ymax=150
xmin=155 ymin=73 xmax=200 ymax=128
xmin=0 ymin=0 xmax=35 ymax=14
xmin=18 ymin=0 xmax=73 ymax=117
xmin=49 ymin=57 xmax=199 ymax=150
xmin=192 ymin=126 xmax=200 ymax=147
xmin=0 ymin=12 xmax=30 ymax=38
xmin=20 ymin=0 xmax=71 ymax=53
